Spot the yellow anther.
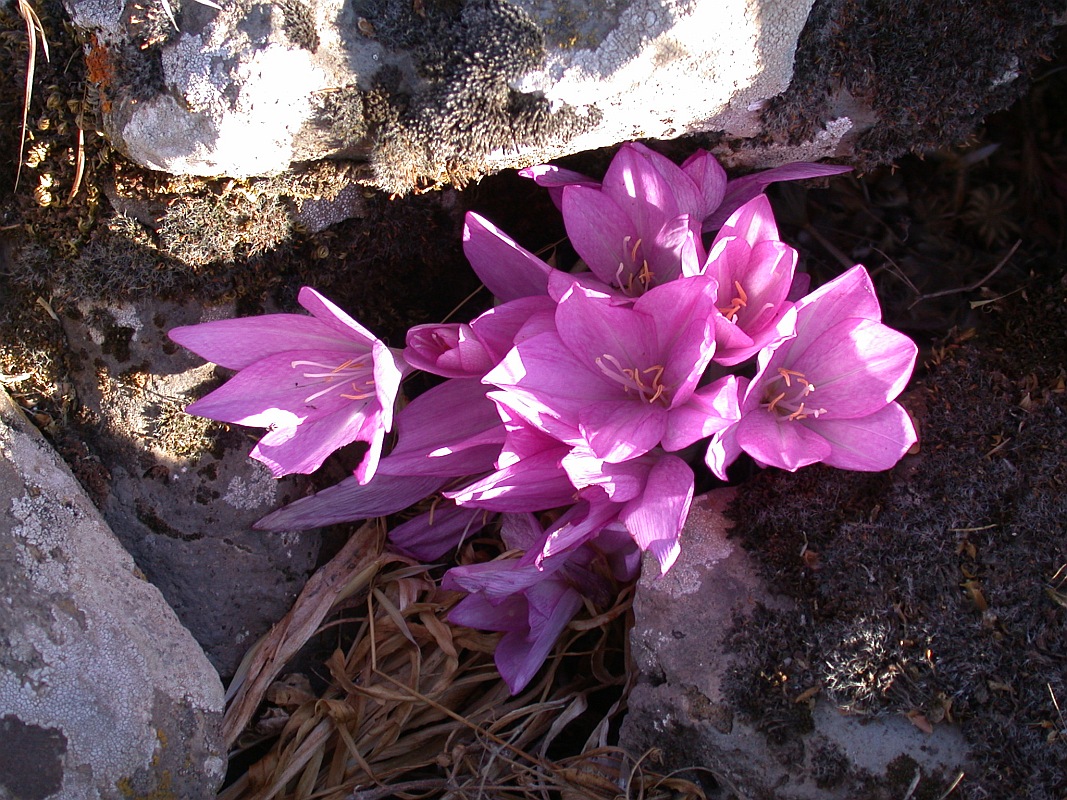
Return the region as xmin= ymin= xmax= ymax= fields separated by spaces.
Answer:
xmin=777 ymin=367 xmax=806 ymax=387
xmin=786 ymin=403 xmax=808 ymax=421
xmin=630 ymin=237 xmax=643 ymax=263
xmin=767 ymin=391 xmax=786 ymax=412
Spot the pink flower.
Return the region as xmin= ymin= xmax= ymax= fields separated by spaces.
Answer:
xmin=170 ymin=288 xmax=406 ymax=481
xmin=707 ymin=266 xmax=918 ymax=476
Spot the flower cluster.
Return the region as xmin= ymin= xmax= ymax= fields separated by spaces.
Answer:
xmin=172 ymin=143 xmax=917 ymax=693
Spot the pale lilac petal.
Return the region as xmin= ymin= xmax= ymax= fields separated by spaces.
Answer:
xmin=705 ymin=163 xmax=852 ymax=231
xmin=370 ymin=342 xmax=405 ymax=432
xmin=519 ymin=164 xmax=599 ymax=209
xmin=579 ymin=400 xmax=667 ymax=462
xmin=463 ymin=213 xmax=555 ymax=301
xmin=254 ymin=473 xmax=445 ymax=530
xmin=485 ymin=332 xmax=614 ymax=440
xmin=538 ymin=495 xmax=621 ymax=561
xmin=169 ymin=315 xmax=349 ymax=370
xmin=705 ymin=419 xmax=744 ymax=481
xmin=445 ymin=450 xmax=576 ymax=511
xmin=643 ymin=214 xmax=704 ymax=289
xmin=298 ymin=286 xmax=381 ymax=343
xmin=793 ymin=264 xmax=883 ymax=341
xmin=734 ymin=409 xmax=832 ymax=471
xmin=561 ymin=185 xmax=637 ymax=286
xmin=681 ymin=149 xmax=727 ymax=220
xmin=814 ymin=402 xmax=917 ymax=471
xmin=250 ymin=402 xmax=385 ymax=479
xmin=661 ymin=375 xmax=741 ymax=451
xmin=184 ymin=350 xmax=368 ymax=426
xmin=601 ymin=143 xmax=684 ymax=232
xmin=561 ymin=447 xmax=651 ymax=502
xmin=497 ymin=584 xmax=583 ymax=693
xmin=633 ymin=277 xmax=718 ymax=398
xmin=389 ymin=503 xmax=492 ymax=561
xmin=378 ymin=378 xmax=505 ymax=477
xmin=712 ymin=194 xmax=781 ymax=247
xmin=468 ymin=295 xmax=557 ymax=362
xmin=448 ymin=591 xmax=525 ymax=632
xmin=619 ymin=455 xmax=693 ymax=573
xmin=554 ymin=285 xmax=656 ymax=370
xmin=789 ymin=319 xmax=918 ymax=417
xmin=404 ymin=323 xmax=493 ymax=378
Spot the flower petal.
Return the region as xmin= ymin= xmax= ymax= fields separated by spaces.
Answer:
xmin=619 ymin=455 xmax=694 ymax=573
xmin=579 ymin=400 xmax=667 ymax=462
xmin=389 ymin=503 xmax=492 ymax=561
xmin=705 ymin=163 xmax=852 ymax=231
xmin=561 ymin=185 xmax=638 ymax=286
xmin=254 ymin=473 xmax=445 ymax=530
xmin=814 ymin=402 xmax=917 ymax=471
xmin=378 ymin=378 xmax=505 ymax=477
xmin=681 ymin=149 xmax=727 ymax=220
xmin=735 ymin=408 xmax=832 ymax=471
xmin=789 ymin=318 xmax=917 ymax=418
xmin=169 ymin=314 xmax=350 ymax=370
xmin=661 ymin=375 xmax=741 ymax=451
xmin=463 ymin=213 xmax=555 ymax=301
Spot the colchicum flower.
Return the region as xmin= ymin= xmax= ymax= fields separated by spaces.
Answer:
xmin=707 ymin=266 xmax=918 ymax=476
xmin=169 ymin=287 xmax=406 ymax=481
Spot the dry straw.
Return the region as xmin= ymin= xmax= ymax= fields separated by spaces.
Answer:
xmin=220 ymin=521 xmax=705 ymax=800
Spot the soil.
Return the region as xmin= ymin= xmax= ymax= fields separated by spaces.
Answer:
xmin=1 ymin=1 xmax=1066 ymax=798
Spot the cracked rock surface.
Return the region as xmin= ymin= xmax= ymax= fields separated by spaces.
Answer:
xmin=56 ymin=297 xmax=321 ymax=679
xmin=0 ymin=387 xmax=225 ymax=800
xmin=620 ymin=488 xmax=973 ymax=799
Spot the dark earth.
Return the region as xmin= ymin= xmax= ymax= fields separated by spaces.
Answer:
xmin=1 ymin=0 xmax=1066 ymax=797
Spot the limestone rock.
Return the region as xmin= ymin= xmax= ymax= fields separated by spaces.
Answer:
xmin=67 ymin=0 xmax=823 ymax=188
xmin=620 ymin=488 xmax=973 ymax=799
xmin=0 ymin=388 xmax=225 ymax=800
xmin=64 ymin=0 xmax=1061 ymax=193
xmin=58 ymin=297 xmax=321 ymax=679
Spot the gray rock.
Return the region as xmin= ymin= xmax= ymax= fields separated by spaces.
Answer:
xmin=59 ymin=297 xmax=320 ymax=679
xmin=0 ymin=388 xmax=225 ymax=800
xmin=621 ymin=488 xmax=972 ymax=799
xmin=67 ymin=0 xmax=827 ymax=188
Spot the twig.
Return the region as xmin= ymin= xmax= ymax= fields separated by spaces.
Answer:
xmin=14 ymin=0 xmax=50 ymax=192
xmin=908 ymin=239 xmax=1021 ymax=309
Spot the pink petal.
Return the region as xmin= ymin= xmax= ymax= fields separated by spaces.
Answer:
xmin=561 ymin=185 xmax=637 ymax=287
xmin=735 ymin=408 xmax=832 ymax=471
xmin=169 ymin=314 xmax=350 ymax=370
xmin=789 ymin=318 xmax=917 ymax=418
xmin=463 ymin=213 xmax=555 ymax=301
xmin=619 ymin=455 xmax=694 ymax=573
xmin=254 ymin=473 xmax=445 ymax=530
xmin=661 ymin=375 xmax=741 ymax=451
xmin=814 ymin=402 xmax=917 ymax=471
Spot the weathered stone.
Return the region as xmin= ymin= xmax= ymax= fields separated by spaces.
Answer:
xmin=620 ymin=488 xmax=973 ymax=799
xmin=0 ymin=388 xmax=225 ymax=800
xmin=63 ymin=0 xmax=1061 ymax=194
xmin=58 ymin=297 xmax=321 ymax=678
xmin=68 ymin=0 xmax=823 ymax=187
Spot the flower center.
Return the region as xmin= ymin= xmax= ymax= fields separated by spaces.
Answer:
xmin=718 ymin=280 xmax=748 ymax=322
xmin=763 ymin=367 xmax=827 ymax=421
xmin=595 ymin=353 xmax=669 ymax=405
xmin=290 ymin=357 xmax=375 ymax=404
xmin=614 ymin=236 xmax=656 ymax=296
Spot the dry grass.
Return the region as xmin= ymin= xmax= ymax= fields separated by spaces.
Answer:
xmin=220 ymin=522 xmax=705 ymax=800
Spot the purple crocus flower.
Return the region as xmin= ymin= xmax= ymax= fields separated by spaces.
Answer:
xmin=404 ymin=295 xmax=557 ymax=379
xmin=707 ymin=266 xmax=918 ymax=476
xmin=169 ymin=287 xmax=406 ymax=481
xmin=443 ymin=512 xmax=634 ymax=693
xmin=521 ymin=142 xmax=851 ymax=234
xmin=693 ymin=195 xmax=800 ymax=366
xmin=485 ymin=276 xmax=739 ymax=463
